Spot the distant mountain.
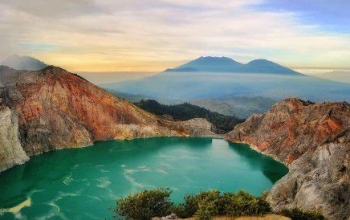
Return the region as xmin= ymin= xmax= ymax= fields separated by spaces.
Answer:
xmin=165 ymin=56 xmax=301 ymax=75
xmin=165 ymin=67 xmax=197 ymax=72
xmin=167 ymin=56 xmax=243 ymax=73
xmin=102 ymin=56 xmax=350 ymax=116
xmin=244 ymin=59 xmax=300 ymax=75
xmin=103 ymin=69 xmax=350 ymax=102
xmin=1 ymin=54 xmax=48 ymax=71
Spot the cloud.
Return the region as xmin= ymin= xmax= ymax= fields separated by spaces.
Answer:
xmin=0 ymin=0 xmax=349 ymax=71
xmin=0 ymin=0 xmax=100 ymax=18
xmin=256 ymin=0 xmax=350 ymax=32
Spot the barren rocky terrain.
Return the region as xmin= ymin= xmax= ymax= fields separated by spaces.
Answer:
xmin=226 ymin=98 xmax=350 ymax=219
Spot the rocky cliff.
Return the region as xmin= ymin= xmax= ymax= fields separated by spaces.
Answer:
xmin=226 ymin=98 xmax=350 ymax=219
xmin=226 ymin=98 xmax=350 ymax=164
xmin=0 ymin=65 xmax=215 ymax=172
xmin=267 ymin=128 xmax=350 ymax=220
xmin=0 ymin=104 xmax=29 ymax=173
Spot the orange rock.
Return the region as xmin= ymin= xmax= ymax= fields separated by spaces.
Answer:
xmin=226 ymin=98 xmax=350 ymax=164
xmin=0 ymin=66 xmax=215 ymax=156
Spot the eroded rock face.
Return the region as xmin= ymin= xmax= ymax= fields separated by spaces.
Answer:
xmin=0 ymin=105 xmax=29 ymax=172
xmin=226 ymin=98 xmax=350 ymax=164
xmin=267 ymin=129 xmax=350 ymax=220
xmin=0 ymin=66 xmax=215 ymax=171
xmin=226 ymin=98 xmax=350 ymax=219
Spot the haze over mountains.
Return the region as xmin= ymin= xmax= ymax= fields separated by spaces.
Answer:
xmin=104 ymin=56 xmax=350 ymax=106
xmin=313 ymin=71 xmax=350 ymax=84
xmin=2 ymin=55 xmax=350 ymax=119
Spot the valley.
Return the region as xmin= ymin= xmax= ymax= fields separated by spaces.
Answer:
xmin=0 ymin=56 xmax=349 ymax=220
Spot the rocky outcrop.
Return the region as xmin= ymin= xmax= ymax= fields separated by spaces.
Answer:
xmin=0 ymin=65 xmax=215 ymax=172
xmin=267 ymin=128 xmax=350 ymax=220
xmin=176 ymin=118 xmax=221 ymax=137
xmin=0 ymin=104 xmax=29 ymax=172
xmin=226 ymin=98 xmax=350 ymax=219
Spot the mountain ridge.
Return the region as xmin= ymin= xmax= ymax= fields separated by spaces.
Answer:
xmin=134 ymin=99 xmax=243 ymax=133
xmin=165 ymin=56 xmax=302 ymax=75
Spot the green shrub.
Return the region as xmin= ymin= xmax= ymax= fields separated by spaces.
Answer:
xmin=195 ymin=200 xmax=218 ymax=220
xmin=222 ymin=190 xmax=270 ymax=217
xmin=281 ymin=208 xmax=326 ymax=220
xmin=194 ymin=190 xmax=221 ymax=220
xmin=172 ymin=194 xmax=198 ymax=218
xmin=114 ymin=188 xmax=173 ymax=220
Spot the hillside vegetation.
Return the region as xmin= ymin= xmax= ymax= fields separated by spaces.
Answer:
xmin=134 ymin=99 xmax=243 ymax=134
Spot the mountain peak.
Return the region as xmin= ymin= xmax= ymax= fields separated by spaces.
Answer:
xmin=197 ymin=56 xmax=234 ymax=60
xmin=247 ymin=59 xmax=272 ymax=64
xmin=1 ymin=54 xmax=48 ymax=71
xmin=246 ymin=59 xmax=301 ymax=75
xmin=193 ymin=56 xmax=240 ymax=64
xmin=165 ymin=56 xmax=243 ymax=73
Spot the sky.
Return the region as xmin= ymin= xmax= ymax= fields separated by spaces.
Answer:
xmin=0 ymin=0 xmax=349 ymax=73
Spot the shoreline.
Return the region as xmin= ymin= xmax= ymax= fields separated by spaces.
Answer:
xmin=0 ymin=133 xmax=285 ymax=175
xmin=0 ymin=133 xmax=225 ymax=174
xmin=224 ymin=138 xmax=288 ymax=167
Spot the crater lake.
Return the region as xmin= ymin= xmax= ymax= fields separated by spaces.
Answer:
xmin=0 ymin=138 xmax=288 ymax=219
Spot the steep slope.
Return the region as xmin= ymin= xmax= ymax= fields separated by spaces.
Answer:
xmin=267 ymin=129 xmax=350 ymax=220
xmin=0 ymin=104 xmax=29 ymax=173
xmin=0 ymin=66 xmax=216 ymax=171
xmin=1 ymin=54 xmax=48 ymax=71
xmin=226 ymin=98 xmax=350 ymax=164
xmin=244 ymin=59 xmax=299 ymax=75
xmin=226 ymin=98 xmax=350 ymax=219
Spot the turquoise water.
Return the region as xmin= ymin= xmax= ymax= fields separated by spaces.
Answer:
xmin=0 ymin=138 xmax=288 ymax=219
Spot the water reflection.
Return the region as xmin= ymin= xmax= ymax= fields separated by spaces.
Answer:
xmin=228 ymin=142 xmax=288 ymax=183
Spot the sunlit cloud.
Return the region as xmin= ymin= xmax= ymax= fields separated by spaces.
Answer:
xmin=0 ymin=0 xmax=349 ymax=72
